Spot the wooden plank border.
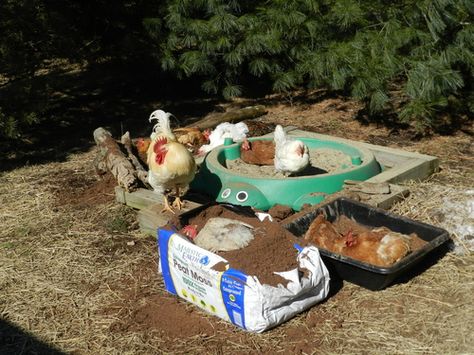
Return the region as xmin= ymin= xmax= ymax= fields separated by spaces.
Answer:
xmin=282 ymin=128 xmax=439 ymax=183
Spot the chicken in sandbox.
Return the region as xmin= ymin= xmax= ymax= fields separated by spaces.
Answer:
xmin=304 ymin=214 xmax=413 ymax=267
xmin=146 ymin=109 xmax=197 ymax=214
xmin=198 ymin=122 xmax=249 ymax=155
xmin=180 ymin=217 xmax=255 ymax=252
xmin=240 ymin=138 xmax=275 ymax=166
xmin=273 ymin=125 xmax=310 ymax=175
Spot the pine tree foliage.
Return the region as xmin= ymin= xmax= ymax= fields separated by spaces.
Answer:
xmin=1 ymin=0 xmax=472 ymax=139
xmin=151 ymin=0 xmax=473 ymax=132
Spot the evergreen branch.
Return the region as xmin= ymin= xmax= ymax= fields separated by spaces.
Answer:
xmin=222 ymin=83 xmax=242 ymax=99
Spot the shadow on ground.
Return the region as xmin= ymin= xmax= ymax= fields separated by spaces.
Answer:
xmin=0 ymin=60 xmax=221 ymax=172
xmin=0 ymin=319 xmax=66 ymax=355
xmin=0 ymin=61 xmax=374 ymax=173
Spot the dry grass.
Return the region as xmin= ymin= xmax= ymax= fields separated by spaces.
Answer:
xmin=1 ymin=111 xmax=473 ymax=354
xmin=0 ymin=152 xmax=160 ymax=353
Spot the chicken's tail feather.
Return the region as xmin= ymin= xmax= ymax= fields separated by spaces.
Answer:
xmin=274 ymin=125 xmax=287 ymax=146
xmin=149 ymin=109 xmax=175 ymax=140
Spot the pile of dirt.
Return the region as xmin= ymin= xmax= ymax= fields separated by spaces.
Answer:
xmin=110 ymin=293 xmax=218 ymax=338
xmin=171 ymin=204 xmax=300 ymax=286
xmin=51 ymin=170 xmax=117 ymax=208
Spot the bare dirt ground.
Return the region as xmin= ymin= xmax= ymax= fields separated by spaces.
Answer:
xmin=1 ymin=90 xmax=473 ymax=354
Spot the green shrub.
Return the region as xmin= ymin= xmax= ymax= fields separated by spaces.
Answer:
xmin=149 ymin=0 xmax=473 ymax=133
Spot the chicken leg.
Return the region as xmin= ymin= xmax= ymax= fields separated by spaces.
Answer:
xmin=172 ymin=187 xmax=185 ymax=210
xmin=161 ymin=195 xmax=175 ymax=214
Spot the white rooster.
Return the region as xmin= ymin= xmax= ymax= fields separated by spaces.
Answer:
xmin=198 ymin=121 xmax=249 ymax=155
xmin=273 ymin=125 xmax=310 ymax=175
xmin=146 ymin=109 xmax=197 ymax=213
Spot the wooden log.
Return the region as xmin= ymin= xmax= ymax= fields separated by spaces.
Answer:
xmin=343 ymin=180 xmax=391 ymax=194
xmin=115 ymin=186 xmax=203 ymax=235
xmin=93 ymin=127 xmax=139 ymax=191
xmin=189 ymin=105 xmax=267 ymax=130
xmin=121 ymin=131 xmax=149 ymax=187
xmin=115 ymin=186 xmax=164 ymax=210
xmin=137 ymin=200 xmax=202 ymax=236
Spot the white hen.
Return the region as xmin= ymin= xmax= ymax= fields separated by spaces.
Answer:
xmin=182 ymin=217 xmax=254 ymax=252
xmin=198 ymin=121 xmax=249 ymax=154
xmin=273 ymin=125 xmax=310 ymax=175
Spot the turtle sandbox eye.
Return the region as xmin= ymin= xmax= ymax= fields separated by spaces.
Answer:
xmin=221 ymin=188 xmax=231 ymax=199
xmin=236 ymin=191 xmax=249 ymax=202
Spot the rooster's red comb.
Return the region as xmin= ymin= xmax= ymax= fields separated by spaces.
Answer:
xmin=153 ymin=137 xmax=168 ymax=153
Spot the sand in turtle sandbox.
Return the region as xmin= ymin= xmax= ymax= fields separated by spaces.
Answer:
xmin=225 ymin=147 xmax=354 ymax=178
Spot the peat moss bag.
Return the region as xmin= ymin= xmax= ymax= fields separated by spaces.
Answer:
xmin=157 ymin=229 xmax=330 ymax=333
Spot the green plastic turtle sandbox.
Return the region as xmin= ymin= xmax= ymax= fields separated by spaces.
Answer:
xmin=191 ymin=135 xmax=382 ymax=211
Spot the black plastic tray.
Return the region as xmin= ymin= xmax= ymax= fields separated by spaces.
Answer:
xmin=284 ymin=197 xmax=450 ymax=290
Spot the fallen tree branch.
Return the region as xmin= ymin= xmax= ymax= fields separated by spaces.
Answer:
xmin=188 ymin=105 xmax=267 ymax=130
xmin=121 ymin=131 xmax=149 ymax=187
xmin=93 ymin=127 xmax=139 ymax=191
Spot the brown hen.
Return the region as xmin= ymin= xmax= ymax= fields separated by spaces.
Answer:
xmin=134 ymin=138 xmax=151 ymax=165
xmin=304 ymin=215 xmax=415 ymax=267
xmin=174 ymin=127 xmax=210 ymax=154
xmin=240 ymin=139 xmax=275 ymax=165
xmin=304 ymin=214 xmax=346 ymax=252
